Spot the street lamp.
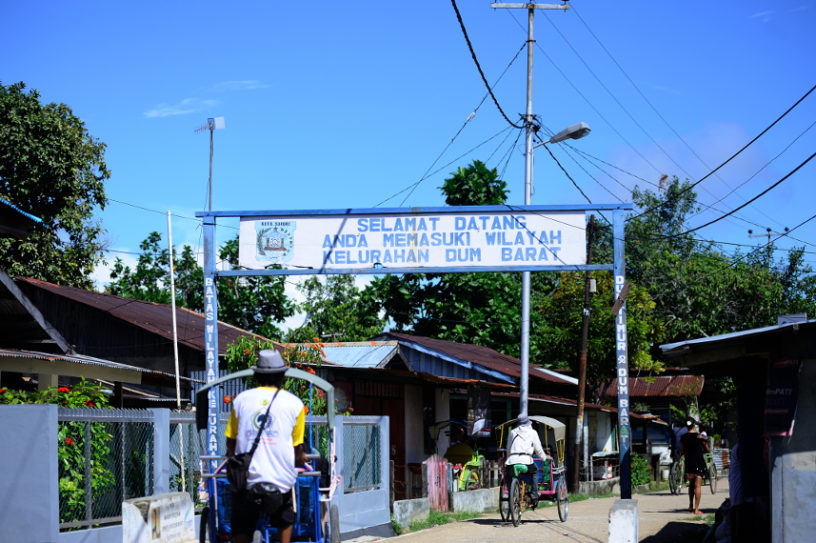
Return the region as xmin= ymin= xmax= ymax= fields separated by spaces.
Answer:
xmin=195 ymin=116 xmax=226 ymax=211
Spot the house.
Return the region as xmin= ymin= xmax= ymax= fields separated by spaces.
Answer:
xmin=307 ymin=334 xmax=655 ymax=495
xmin=660 ymin=318 xmax=816 ymax=542
xmin=1 ymin=276 xmax=265 ymax=406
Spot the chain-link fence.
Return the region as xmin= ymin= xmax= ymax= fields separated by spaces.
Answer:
xmin=57 ymin=407 xmax=382 ymax=531
xmin=343 ymin=419 xmax=381 ymax=492
xmin=58 ymin=408 xmax=156 ymax=530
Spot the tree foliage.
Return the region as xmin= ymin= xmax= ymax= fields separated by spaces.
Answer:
xmin=0 ymin=82 xmax=110 ymax=288
xmin=107 ymin=232 xmax=293 ymax=339
xmin=285 ymin=275 xmax=385 ymax=343
xmin=439 ymin=160 xmax=508 ymax=206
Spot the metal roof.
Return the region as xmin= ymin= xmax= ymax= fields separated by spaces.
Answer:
xmin=0 ymin=347 xmax=203 ymax=385
xmin=660 ymin=321 xmax=814 ymax=353
xmin=380 ymin=332 xmax=577 ymax=386
xmin=0 ymin=198 xmax=41 ymax=239
xmin=17 ymin=278 xmax=268 ymax=355
xmin=316 ymin=341 xmax=399 ymax=368
xmin=599 ymin=375 xmax=704 ymax=398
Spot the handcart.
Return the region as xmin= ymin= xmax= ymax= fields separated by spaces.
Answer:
xmin=195 ymin=368 xmax=340 ymax=542
xmin=496 ymin=415 xmax=568 ymax=526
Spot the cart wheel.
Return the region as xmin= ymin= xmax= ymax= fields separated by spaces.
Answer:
xmin=556 ymin=477 xmax=569 ymax=522
xmin=199 ymin=506 xmax=209 ymax=543
xmin=509 ymin=478 xmax=522 ymax=527
xmin=498 ymin=473 xmax=510 ymax=521
xmin=708 ymin=464 xmax=718 ymax=494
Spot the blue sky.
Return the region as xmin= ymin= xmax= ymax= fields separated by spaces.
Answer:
xmin=3 ymin=1 xmax=815 ymax=304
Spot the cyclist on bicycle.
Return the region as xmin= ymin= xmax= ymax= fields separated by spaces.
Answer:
xmin=505 ymin=415 xmax=550 ymax=501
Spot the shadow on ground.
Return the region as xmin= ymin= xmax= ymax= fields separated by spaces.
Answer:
xmin=640 ymin=521 xmax=708 ymax=543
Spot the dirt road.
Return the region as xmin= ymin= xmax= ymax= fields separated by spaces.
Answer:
xmin=374 ymin=479 xmax=729 ymax=543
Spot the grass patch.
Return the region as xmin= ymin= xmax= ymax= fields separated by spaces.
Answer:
xmin=395 ymin=509 xmax=483 ymax=534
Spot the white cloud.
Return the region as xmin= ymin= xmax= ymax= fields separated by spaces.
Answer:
xmin=209 ymin=80 xmax=270 ymax=92
xmin=750 ymin=10 xmax=775 ymax=22
xmin=144 ymin=98 xmax=220 ymax=118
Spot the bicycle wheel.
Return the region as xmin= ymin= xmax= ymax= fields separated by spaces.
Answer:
xmin=499 ymin=473 xmax=510 ymax=521
xmin=199 ymin=506 xmax=209 ymax=543
xmin=509 ymin=478 xmax=523 ymax=527
xmin=669 ymin=461 xmax=683 ymax=495
xmin=708 ymin=463 xmax=718 ymax=494
xmin=556 ymin=476 xmax=569 ymax=522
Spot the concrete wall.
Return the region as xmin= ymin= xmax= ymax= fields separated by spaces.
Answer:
xmin=1 ymin=404 xmax=59 ymax=543
xmin=451 ymin=487 xmax=496 ymax=513
xmin=771 ymin=359 xmax=816 ymax=542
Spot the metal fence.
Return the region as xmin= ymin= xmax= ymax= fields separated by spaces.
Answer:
xmin=343 ymin=419 xmax=381 ymax=492
xmin=56 ymin=408 xmax=382 ymax=531
xmin=58 ymin=408 xmax=157 ymax=529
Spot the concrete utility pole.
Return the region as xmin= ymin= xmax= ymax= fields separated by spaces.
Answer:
xmin=491 ymin=1 xmax=570 ymax=420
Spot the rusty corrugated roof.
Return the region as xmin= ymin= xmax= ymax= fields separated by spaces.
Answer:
xmin=17 ymin=278 xmax=269 ymax=355
xmin=381 ymin=332 xmax=577 ymax=386
xmin=599 ymin=375 xmax=704 ymax=398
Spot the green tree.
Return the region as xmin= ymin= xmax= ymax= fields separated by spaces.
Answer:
xmin=621 ymin=176 xmax=816 ymax=345
xmin=439 ymin=160 xmax=508 ymax=206
xmin=107 ymin=231 xmax=202 ymax=309
xmin=107 ymin=232 xmax=293 ymax=338
xmin=0 ymin=82 xmax=110 ymax=288
xmin=534 ymin=271 xmax=664 ymax=398
xmin=369 ymin=159 xmax=524 ymax=352
xmin=285 ymin=275 xmax=385 ymax=343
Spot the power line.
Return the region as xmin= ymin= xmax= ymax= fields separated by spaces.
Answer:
xmin=376 ymin=126 xmax=515 ymax=207
xmin=541 ymin=12 xmax=698 ymax=182
xmin=451 ymin=0 xmax=524 ymax=129
xmin=673 ymin=151 xmax=816 ymax=237
xmin=394 ymin=41 xmax=527 ymax=206
xmin=627 ymin=83 xmax=816 ymax=222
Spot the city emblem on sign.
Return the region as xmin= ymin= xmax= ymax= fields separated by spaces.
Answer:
xmin=255 ymin=221 xmax=295 ymax=263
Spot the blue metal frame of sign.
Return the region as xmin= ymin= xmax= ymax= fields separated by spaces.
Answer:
xmin=197 ymin=203 xmax=634 ymax=499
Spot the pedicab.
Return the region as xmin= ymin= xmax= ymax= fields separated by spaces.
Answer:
xmin=195 ymin=367 xmax=340 ymax=542
xmin=496 ymin=415 xmax=568 ymax=526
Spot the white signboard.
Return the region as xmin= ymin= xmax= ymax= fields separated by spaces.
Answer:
xmin=238 ymin=210 xmax=586 ymax=271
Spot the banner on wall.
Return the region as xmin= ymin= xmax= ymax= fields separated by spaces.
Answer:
xmin=238 ymin=210 xmax=586 ymax=271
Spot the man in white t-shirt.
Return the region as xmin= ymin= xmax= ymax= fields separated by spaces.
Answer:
xmin=226 ymin=349 xmax=306 ymax=543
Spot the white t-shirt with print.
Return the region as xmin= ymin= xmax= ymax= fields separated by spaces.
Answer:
xmin=226 ymin=386 xmax=305 ymax=492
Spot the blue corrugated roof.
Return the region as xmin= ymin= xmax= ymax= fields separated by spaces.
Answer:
xmin=320 ymin=341 xmax=399 ymax=368
xmin=0 ymin=198 xmax=41 ymax=223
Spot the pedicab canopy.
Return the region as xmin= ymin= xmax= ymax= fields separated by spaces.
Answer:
xmin=498 ymin=415 xmax=566 ymax=442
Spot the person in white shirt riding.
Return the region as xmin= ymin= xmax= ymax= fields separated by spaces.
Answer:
xmin=504 ymin=415 xmax=551 ymax=497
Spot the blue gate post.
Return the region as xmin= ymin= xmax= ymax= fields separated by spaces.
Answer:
xmin=613 ymin=209 xmax=631 ymax=498
xmin=203 ymin=215 xmax=220 ymax=537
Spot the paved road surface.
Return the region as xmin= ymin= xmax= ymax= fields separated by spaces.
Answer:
xmin=372 ymin=479 xmax=729 ymax=543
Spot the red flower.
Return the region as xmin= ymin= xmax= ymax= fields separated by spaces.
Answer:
xmin=243 ymin=349 xmax=251 ymax=355
xmin=223 ymin=395 xmax=231 ymax=404
xmin=84 ymin=400 xmax=95 ymax=407
xmin=0 ymin=388 xmax=5 ymax=394
xmin=57 ymin=387 xmax=70 ymax=393
xmin=65 ymin=438 xmax=74 ymax=446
